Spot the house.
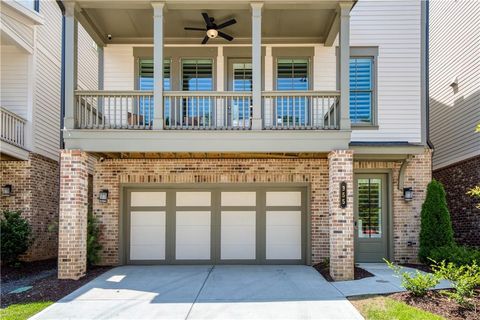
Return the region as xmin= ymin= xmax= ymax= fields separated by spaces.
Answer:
xmin=56 ymin=0 xmax=431 ymax=281
xmin=429 ymin=1 xmax=480 ymax=247
xmin=0 ymin=0 xmax=98 ymax=261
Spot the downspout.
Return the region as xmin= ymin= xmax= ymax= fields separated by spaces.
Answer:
xmin=425 ymin=0 xmax=434 ymax=149
xmin=57 ymin=1 xmax=66 ymax=149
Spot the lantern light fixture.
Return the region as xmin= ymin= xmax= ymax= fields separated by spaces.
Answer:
xmin=99 ymin=189 xmax=109 ymax=203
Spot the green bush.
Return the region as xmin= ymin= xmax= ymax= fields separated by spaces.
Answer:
xmin=432 ymin=260 xmax=480 ymax=307
xmin=1 ymin=210 xmax=33 ymax=265
xmin=87 ymin=211 xmax=102 ymax=266
xmin=419 ymin=180 xmax=454 ymax=262
xmin=429 ymin=244 xmax=480 ymax=266
xmin=386 ymin=260 xmax=439 ymax=296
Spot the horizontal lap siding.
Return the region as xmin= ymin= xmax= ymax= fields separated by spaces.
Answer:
xmin=78 ymin=25 xmax=99 ymax=90
xmin=33 ymin=0 xmax=62 ymax=160
xmin=0 ymin=46 xmax=29 ymax=119
xmin=350 ymin=0 xmax=422 ymax=143
xmin=429 ymin=0 xmax=480 ymax=170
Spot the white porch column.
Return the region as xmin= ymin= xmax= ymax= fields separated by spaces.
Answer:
xmin=339 ymin=3 xmax=351 ymax=130
xmin=251 ymin=2 xmax=263 ymax=130
xmin=152 ymin=2 xmax=165 ymax=129
xmin=64 ymin=2 xmax=78 ymax=130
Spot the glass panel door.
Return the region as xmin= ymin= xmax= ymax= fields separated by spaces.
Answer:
xmin=182 ymin=59 xmax=213 ymax=127
xmin=354 ymin=174 xmax=388 ymax=262
xmin=138 ymin=59 xmax=170 ymax=125
xmin=229 ymin=60 xmax=252 ymax=128
xmin=275 ymin=59 xmax=309 ymax=126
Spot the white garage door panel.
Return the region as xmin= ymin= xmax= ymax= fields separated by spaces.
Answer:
xmin=130 ymin=211 xmax=166 ymax=260
xmin=176 ymin=211 xmax=211 ymax=260
xmin=221 ymin=211 xmax=256 ymax=260
xmin=131 ymin=192 xmax=166 ymax=207
xmin=266 ymin=211 xmax=302 ymax=260
xmin=221 ymin=192 xmax=256 ymax=206
xmin=266 ymin=192 xmax=302 ymax=206
xmin=176 ymin=192 xmax=211 ymax=206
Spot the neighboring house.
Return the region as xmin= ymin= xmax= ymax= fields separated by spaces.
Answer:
xmin=0 ymin=0 xmax=98 ymax=261
xmin=57 ymin=0 xmax=430 ymax=281
xmin=429 ymin=1 xmax=480 ymax=247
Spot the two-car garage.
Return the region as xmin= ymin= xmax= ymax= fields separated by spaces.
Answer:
xmin=124 ymin=185 xmax=308 ymax=264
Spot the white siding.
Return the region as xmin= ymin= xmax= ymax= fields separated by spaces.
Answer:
xmin=32 ymin=0 xmax=62 ymax=160
xmin=350 ymin=0 xmax=422 ymax=143
xmin=0 ymin=46 xmax=29 ymax=119
xmin=429 ymin=0 xmax=480 ymax=170
xmin=77 ymin=25 xmax=99 ymax=90
xmin=104 ymin=45 xmax=135 ymax=90
xmin=0 ymin=9 xmax=35 ymax=51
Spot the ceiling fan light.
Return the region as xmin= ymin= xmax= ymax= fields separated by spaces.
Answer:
xmin=207 ymin=29 xmax=218 ymax=38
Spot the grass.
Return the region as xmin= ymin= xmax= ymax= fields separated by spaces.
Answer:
xmin=349 ymin=295 xmax=445 ymax=320
xmin=0 ymin=301 xmax=53 ymax=320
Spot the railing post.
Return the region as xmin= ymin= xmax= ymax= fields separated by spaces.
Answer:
xmin=339 ymin=3 xmax=352 ymax=130
xmin=152 ymin=2 xmax=165 ymax=130
xmin=251 ymin=2 xmax=263 ymax=130
xmin=63 ymin=2 xmax=78 ymax=130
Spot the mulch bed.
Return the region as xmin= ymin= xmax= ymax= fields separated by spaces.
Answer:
xmin=388 ymin=289 xmax=480 ymax=320
xmin=1 ymin=259 xmax=58 ymax=283
xmin=313 ymin=263 xmax=374 ymax=282
xmin=1 ymin=266 xmax=111 ymax=308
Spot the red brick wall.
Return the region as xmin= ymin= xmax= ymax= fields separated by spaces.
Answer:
xmin=433 ymin=155 xmax=480 ymax=247
xmin=93 ymin=157 xmax=330 ymax=265
xmin=0 ymin=153 xmax=59 ymax=261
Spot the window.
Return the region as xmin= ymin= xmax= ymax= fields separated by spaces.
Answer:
xmin=138 ymin=59 xmax=171 ymax=124
xmin=350 ymin=57 xmax=374 ymax=125
xmin=275 ymin=59 xmax=309 ymax=126
xmin=17 ymin=0 xmax=39 ymax=12
xmin=181 ymin=59 xmax=213 ymax=126
xmin=357 ymin=178 xmax=382 ymax=238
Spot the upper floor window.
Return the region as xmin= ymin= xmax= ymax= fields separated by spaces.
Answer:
xmin=17 ymin=0 xmax=39 ymax=12
xmin=182 ymin=59 xmax=213 ymax=91
xmin=349 ymin=54 xmax=376 ymax=126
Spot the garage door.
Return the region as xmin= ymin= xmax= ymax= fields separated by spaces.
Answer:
xmin=125 ymin=186 xmax=306 ymax=264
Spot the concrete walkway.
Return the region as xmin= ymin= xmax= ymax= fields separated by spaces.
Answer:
xmin=332 ymin=263 xmax=451 ymax=297
xmin=31 ymin=265 xmax=363 ymax=320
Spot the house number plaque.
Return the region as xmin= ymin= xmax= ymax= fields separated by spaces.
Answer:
xmin=340 ymin=181 xmax=347 ymax=208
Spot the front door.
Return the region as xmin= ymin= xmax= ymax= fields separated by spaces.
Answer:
xmin=354 ymin=174 xmax=388 ymax=262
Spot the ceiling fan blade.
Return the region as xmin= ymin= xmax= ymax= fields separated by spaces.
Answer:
xmin=217 ymin=19 xmax=237 ymax=29
xmin=201 ymin=35 xmax=210 ymax=44
xmin=218 ymin=31 xmax=233 ymax=41
xmin=184 ymin=27 xmax=206 ymax=31
xmin=202 ymin=12 xmax=212 ymax=27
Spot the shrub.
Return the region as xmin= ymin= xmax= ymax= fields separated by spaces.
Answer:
xmin=87 ymin=211 xmax=102 ymax=266
xmin=386 ymin=260 xmax=440 ymax=296
xmin=1 ymin=210 xmax=33 ymax=265
xmin=419 ymin=180 xmax=454 ymax=262
xmin=429 ymin=244 xmax=480 ymax=266
xmin=432 ymin=260 xmax=480 ymax=307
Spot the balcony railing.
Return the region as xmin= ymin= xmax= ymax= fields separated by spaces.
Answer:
xmin=0 ymin=107 xmax=27 ymax=148
xmin=262 ymin=91 xmax=340 ymax=129
xmin=74 ymin=90 xmax=340 ymax=130
xmin=164 ymin=91 xmax=252 ymax=130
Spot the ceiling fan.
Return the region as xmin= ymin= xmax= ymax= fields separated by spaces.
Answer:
xmin=184 ymin=12 xmax=236 ymax=44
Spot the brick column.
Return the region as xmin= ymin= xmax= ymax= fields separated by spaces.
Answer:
xmin=58 ymin=150 xmax=88 ymax=279
xmin=328 ymin=150 xmax=354 ymax=280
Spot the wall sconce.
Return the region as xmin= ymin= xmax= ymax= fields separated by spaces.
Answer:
xmin=403 ymin=187 xmax=413 ymax=201
xmin=98 ymin=189 xmax=109 ymax=203
xmin=2 ymin=184 xmax=12 ymax=196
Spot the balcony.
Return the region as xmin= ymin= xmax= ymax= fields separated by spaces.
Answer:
xmin=0 ymin=107 xmax=29 ymax=160
xmin=63 ymin=0 xmax=353 ymax=153
xmin=74 ymin=90 xmax=340 ymax=130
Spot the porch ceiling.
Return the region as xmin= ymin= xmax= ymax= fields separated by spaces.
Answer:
xmin=69 ymin=0 xmax=353 ymax=44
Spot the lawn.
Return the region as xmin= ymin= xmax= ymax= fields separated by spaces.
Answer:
xmin=349 ymin=295 xmax=445 ymax=320
xmin=0 ymin=301 xmax=53 ymax=320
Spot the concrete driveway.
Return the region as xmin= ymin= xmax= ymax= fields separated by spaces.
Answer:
xmin=31 ymin=265 xmax=363 ymax=320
